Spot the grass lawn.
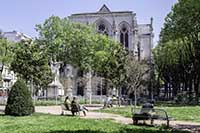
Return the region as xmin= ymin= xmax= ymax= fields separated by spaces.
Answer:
xmin=34 ymin=99 xmax=101 ymax=106
xmin=0 ymin=113 xmax=185 ymax=133
xmin=98 ymin=106 xmax=200 ymax=122
xmin=1 ymin=99 xmax=102 ymax=106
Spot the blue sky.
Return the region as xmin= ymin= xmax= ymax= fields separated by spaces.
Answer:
xmin=0 ymin=0 xmax=177 ymax=46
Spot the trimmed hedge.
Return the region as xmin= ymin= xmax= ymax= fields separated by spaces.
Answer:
xmin=5 ymin=79 xmax=34 ymax=116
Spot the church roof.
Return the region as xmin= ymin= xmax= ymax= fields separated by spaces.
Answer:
xmin=98 ymin=4 xmax=111 ymax=13
xmin=71 ymin=4 xmax=133 ymax=16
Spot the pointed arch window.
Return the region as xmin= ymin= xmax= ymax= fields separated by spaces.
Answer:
xmin=120 ymin=26 xmax=129 ymax=48
xmin=98 ymin=23 xmax=109 ymax=35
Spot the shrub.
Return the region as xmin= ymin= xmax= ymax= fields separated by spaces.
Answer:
xmin=5 ymin=79 xmax=34 ymax=116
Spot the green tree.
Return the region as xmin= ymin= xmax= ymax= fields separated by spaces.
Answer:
xmin=105 ymin=46 xmax=127 ymax=97
xmin=0 ymin=33 xmax=14 ymax=74
xmin=10 ymin=40 xmax=53 ymax=89
xmin=36 ymin=16 xmax=128 ymax=104
xmin=154 ymin=40 xmax=183 ymax=99
xmin=36 ymin=16 xmax=125 ymax=72
xmin=125 ymin=53 xmax=149 ymax=105
xmin=155 ymin=0 xmax=200 ymax=102
xmin=36 ymin=16 xmax=96 ymax=71
xmin=0 ymin=32 xmax=15 ymax=88
xmin=5 ymin=79 xmax=34 ymax=116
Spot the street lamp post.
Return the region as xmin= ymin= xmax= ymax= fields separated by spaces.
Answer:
xmin=55 ymin=85 xmax=57 ymax=105
xmin=134 ymin=87 xmax=137 ymax=111
xmin=100 ymin=77 xmax=102 ymax=103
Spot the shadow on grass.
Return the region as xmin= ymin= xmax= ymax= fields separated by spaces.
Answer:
xmin=47 ymin=130 xmax=106 ymax=133
xmin=60 ymin=114 xmax=73 ymax=117
xmin=156 ymin=102 xmax=200 ymax=107
xmin=46 ymin=126 xmax=189 ymax=133
xmin=0 ymin=113 xmax=5 ymax=116
xmin=173 ymin=124 xmax=200 ymax=133
xmin=46 ymin=129 xmax=187 ymax=133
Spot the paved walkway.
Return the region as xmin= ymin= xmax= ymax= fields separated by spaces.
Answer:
xmin=1 ymin=106 xmax=200 ymax=132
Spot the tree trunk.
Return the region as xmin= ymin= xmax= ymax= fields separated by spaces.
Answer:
xmin=184 ymin=81 xmax=188 ymax=92
xmin=117 ymin=86 xmax=121 ymax=107
xmin=164 ymin=82 xmax=168 ymax=100
xmin=194 ymin=76 xmax=200 ymax=104
xmin=189 ymin=79 xmax=193 ymax=102
xmin=172 ymin=83 xmax=178 ymax=99
xmin=148 ymin=81 xmax=152 ymax=99
xmin=169 ymin=83 xmax=172 ymax=100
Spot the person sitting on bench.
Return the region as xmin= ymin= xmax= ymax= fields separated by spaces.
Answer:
xmin=64 ymin=96 xmax=71 ymax=110
xmin=140 ymin=102 xmax=154 ymax=114
xmin=71 ymin=96 xmax=88 ymax=116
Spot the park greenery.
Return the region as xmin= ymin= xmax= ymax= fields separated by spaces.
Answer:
xmin=0 ymin=16 xmax=147 ymax=100
xmin=5 ymin=79 xmax=34 ymax=116
xmin=0 ymin=0 xmax=199 ymax=107
xmin=35 ymin=16 xmax=136 ymax=96
xmin=0 ymin=32 xmax=14 ymax=85
xmin=35 ymin=16 xmax=123 ymax=72
xmin=0 ymin=113 xmax=186 ymax=133
xmin=0 ymin=32 xmax=14 ymax=69
xmin=153 ymin=0 xmax=200 ymax=103
xmin=125 ymin=53 xmax=149 ymax=105
xmin=1 ymin=0 xmax=200 ymax=132
xmin=0 ymin=0 xmax=199 ymax=102
xmin=99 ymin=105 xmax=200 ymax=123
xmin=10 ymin=40 xmax=53 ymax=89
xmin=3 ymin=0 xmax=200 ymax=105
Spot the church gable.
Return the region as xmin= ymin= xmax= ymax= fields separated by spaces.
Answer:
xmin=98 ymin=4 xmax=111 ymax=13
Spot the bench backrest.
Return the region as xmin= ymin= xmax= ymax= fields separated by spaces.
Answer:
xmin=142 ymin=103 xmax=154 ymax=109
xmin=139 ymin=103 xmax=154 ymax=114
xmin=140 ymin=108 xmax=153 ymax=114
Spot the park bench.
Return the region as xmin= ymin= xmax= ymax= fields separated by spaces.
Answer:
xmin=61 ymin=104 xmax=80 ymax=116
xmin=131 ymin=103 xmax=171 ymax=127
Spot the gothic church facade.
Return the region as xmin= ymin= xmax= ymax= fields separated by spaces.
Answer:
xmin=60 ymin=5 xmax=154 ymax=98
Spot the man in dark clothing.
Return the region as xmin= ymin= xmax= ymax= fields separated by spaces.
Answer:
xmin=71 ymin=97 xmax=88 ymax=116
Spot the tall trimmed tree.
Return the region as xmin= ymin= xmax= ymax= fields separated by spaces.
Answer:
xmin=5 ymin=79 xmax=34 ymax=116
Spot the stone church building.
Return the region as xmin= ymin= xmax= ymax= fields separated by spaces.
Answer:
xmin=59 ymin=5 xmax=153 ymax=99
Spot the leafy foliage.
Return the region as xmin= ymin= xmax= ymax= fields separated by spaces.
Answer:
xmin=36 ymin=16 xmax=96 ymax=71
xmin=105 ymin=46 xmax=128 ymax=92
xmin=0 ymin=32 xmax=15 ymax=89
xmin=5 ymin=79 xmax=34 ymax=116
xmin=0 ymin=38 xmax=14 ymax=66
xmin=154 ymin=0 xmax=200 ymax=101
xmin=125 ymin=53 xmax=149 ymax=95
xmin=0 ymin=32 xmax=14 ymax=73
xmin=36 ymin=16 xmax=127 ymax=93
xmin=10 ymin=40 xmax=53 ymax=88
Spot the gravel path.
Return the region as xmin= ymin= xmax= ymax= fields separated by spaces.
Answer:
xmin=1 ymin=105 xmax=200 ymax=132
